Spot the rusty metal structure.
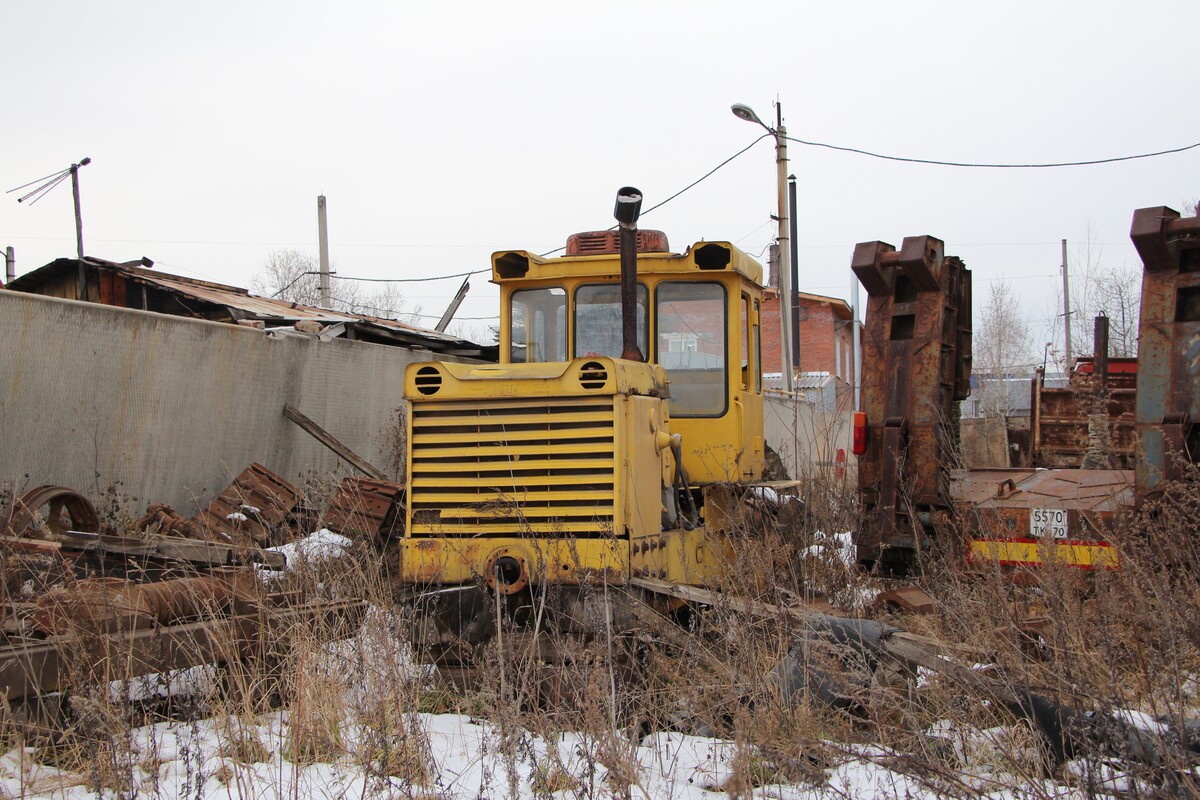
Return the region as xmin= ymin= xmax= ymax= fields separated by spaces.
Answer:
xmin=324 ymin=476 xmax=405 ymax=547
xmin=954 ymin=204 xmax=1200 ymax=571
xmin=1030 ymin=360 xmax=1137 ymax=469
xmin=956 ymin=468 xmax=1129 ymax=569
xmin=0 ymin=463 xmax=385 ymax=723
xmin=851 ymin=235 xmax=972 ymax=573
xmin=1130 ymin=205 xmax=1200 ymax=504
xmin=1030 ymin=316 xmax=1137 ymax=470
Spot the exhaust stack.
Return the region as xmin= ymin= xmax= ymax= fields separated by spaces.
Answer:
xmin=613 ymin=187 xmax=643 ymax=362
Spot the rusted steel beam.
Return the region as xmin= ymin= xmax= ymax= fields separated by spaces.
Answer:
xmin=0 ymin=597 xmax=365 ymax=703
xmin=57 ymin=529 xmax=286 ymax=569
xmin=1130 ymin=205 xmax=1200 ymax=504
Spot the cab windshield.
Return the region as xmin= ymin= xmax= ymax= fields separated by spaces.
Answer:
xmin=574 ymin=283 xmax=648 ymax=358
xmin=510 ymin=287 xmax=566 ymax=362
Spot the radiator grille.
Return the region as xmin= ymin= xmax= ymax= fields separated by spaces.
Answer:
xmin=408 ymin=396 xmax=617 ymax=537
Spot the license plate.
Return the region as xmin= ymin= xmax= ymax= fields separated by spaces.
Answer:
xmin=1030 ymin=508 xmax=1069 ymax=539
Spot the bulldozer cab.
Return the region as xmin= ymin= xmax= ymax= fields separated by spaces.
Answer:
xmin=492 ymin=231 xmax=767 ymax=484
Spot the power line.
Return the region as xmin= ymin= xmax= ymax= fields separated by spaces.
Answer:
xmin=641 ymin=133 xmax=773 ymax=215
xmin=408 ymin=311 xmax=499 ymax=321
xmin=327 ymin=268 xmax=486 ymax=283
xmin=785 ymin=134 xmax=1200 ymax=168
xmin=536 ymin=133 xmax=774 ymax=257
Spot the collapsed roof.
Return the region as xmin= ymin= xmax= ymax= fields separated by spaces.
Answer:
xmin=5 ymin=256 xmax=494 ymax=359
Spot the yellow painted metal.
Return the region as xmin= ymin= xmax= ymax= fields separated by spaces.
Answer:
xmin=968 ymin=538 xmax=1120 ymax=569
xmin=409 ymin=458 xmax=616 ymax=475
xmin=399 ymin=234 xmax=772 ymax=591
xmin=489 ymin=240 xmax=766 ymax=485
xmin=629 ymin=527 xmax=730 ymax=587
xmin=490 ymin=242 xmax=764 ymax=285
xmin=402 ymin=536 xmax=627 ymax=587
xmin=408 ymin=360 xmax=668 ymax=399
xmin=402 ymin=356 xmax=671 ymax=586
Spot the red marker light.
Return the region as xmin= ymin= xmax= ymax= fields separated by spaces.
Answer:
xmin=852 ymin=411 xmax=868 ymax=455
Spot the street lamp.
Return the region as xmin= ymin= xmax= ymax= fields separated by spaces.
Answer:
xmin=732 ymin=102 xmax=793 ymax=393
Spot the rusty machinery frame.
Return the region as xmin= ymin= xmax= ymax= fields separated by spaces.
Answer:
xmin=851 ymin=235 xmax=972 ymax=573
xmin=1130 ymin=205 xmax=1200 ymax=504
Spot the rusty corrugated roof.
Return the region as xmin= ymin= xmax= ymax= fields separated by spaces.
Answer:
xmin=7 ymin=257 xmax=490 ymax=355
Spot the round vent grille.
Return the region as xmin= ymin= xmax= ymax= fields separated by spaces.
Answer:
xmin=579 ymin=361 xmax=608 ymax=390
xmin=414 ymin=365 xmax=443 ymax=395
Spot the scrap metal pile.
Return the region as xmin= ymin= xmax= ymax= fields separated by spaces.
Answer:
xmin=0 ymin=465 xmax=403 ymax=722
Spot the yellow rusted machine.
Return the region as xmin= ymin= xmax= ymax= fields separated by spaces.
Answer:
xmin=399 ymin=189 xmax=768 ymax=627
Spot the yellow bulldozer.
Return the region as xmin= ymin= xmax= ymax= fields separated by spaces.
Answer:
xmin=396 ymin=189 xmax=783 ymax=654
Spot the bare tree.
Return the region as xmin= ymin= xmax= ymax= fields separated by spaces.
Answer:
xmin=1089 ymin=263 xmax=1140 ymax=357
xmin=251 ymin=248 xmax=322 ymax=305
xmin=250 ymin=248 xmax=421 ymax=322
xmin=1047 ymin=228 xmax=1141 ymax=367
xmin=975 ymin=281 xmax=1036 ymax=464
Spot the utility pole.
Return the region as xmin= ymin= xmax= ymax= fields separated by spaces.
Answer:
xmin=9 ymin=157 xmax=91 ymax=298
xmin=70 ymin=160 xmax=88 ymax=259
xmin=317 ymin=195 xmax=331 ymax=308
xmin=731 ymin=101 xmax=793 ymax=392
xmin=4 ymin=247 xmax=14 ymax=285
xmin=1061 ymin=238 xmax=1073 ymax=369
xmin=774 ymin=104 xmax=794 ymax=392
xmin=435 ymin=275 xmax=471 ymax=333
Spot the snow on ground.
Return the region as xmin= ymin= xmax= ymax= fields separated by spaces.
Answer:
xmin=0 ymin=713 xmax=1087 ymax=799
xmin=265 ymin=528 xmax=353 ymax=569
xmin=0 ymin=528 xmax=1153 ymax=799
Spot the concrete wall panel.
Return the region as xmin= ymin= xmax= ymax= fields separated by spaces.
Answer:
xmin=763 ymin=394 xmax=854 ymax=483
xmin=0 ymin=291 xmax=448 ymax=515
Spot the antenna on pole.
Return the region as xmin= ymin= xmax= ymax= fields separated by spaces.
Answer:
xmin=8 ymin=158 xmax=93 ymax=259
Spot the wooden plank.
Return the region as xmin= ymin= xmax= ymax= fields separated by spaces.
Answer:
xmin=630 ymin=577 xmax=836 ymax=616
xmin=57 ymin=530 xmax=286 ymax=570
xmin=283 ymin=403 xmax=388 ymax=480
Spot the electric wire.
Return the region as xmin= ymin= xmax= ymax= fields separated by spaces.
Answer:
xmin=536 ymin=133 xmax=774 ymax=257
xmin=326 ymin=268 xmax=485 ymax=283
xmin=784 ymin=134 xmax=1200 ymax=168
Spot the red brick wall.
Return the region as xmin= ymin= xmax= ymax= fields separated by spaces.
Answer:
xmin=762 ymin=291 xmax=855 ymax=376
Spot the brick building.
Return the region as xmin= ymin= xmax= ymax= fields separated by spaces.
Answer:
xmin=761 ymin=288 xmax=859 ymax=408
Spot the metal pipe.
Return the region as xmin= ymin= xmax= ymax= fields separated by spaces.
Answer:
xmin=789 ymin=174 xmax=800 ymax=370
xmin=852 ymin=277 xmax=861 ymax=411
xmin=1094 ymin=314 xmax=1109 ymax=393
xmin=1061 ymin=238 xmax=1072 ymax=368
xmin=614 ymin=187 xmax=644 ymax=362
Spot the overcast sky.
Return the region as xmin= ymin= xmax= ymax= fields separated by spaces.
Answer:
xmin=3 ymin=1 xmax=1197 ymax=350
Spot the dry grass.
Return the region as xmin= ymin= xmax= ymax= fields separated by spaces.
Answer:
xmin=2 ymin=471 xmax=1199 ymax=798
